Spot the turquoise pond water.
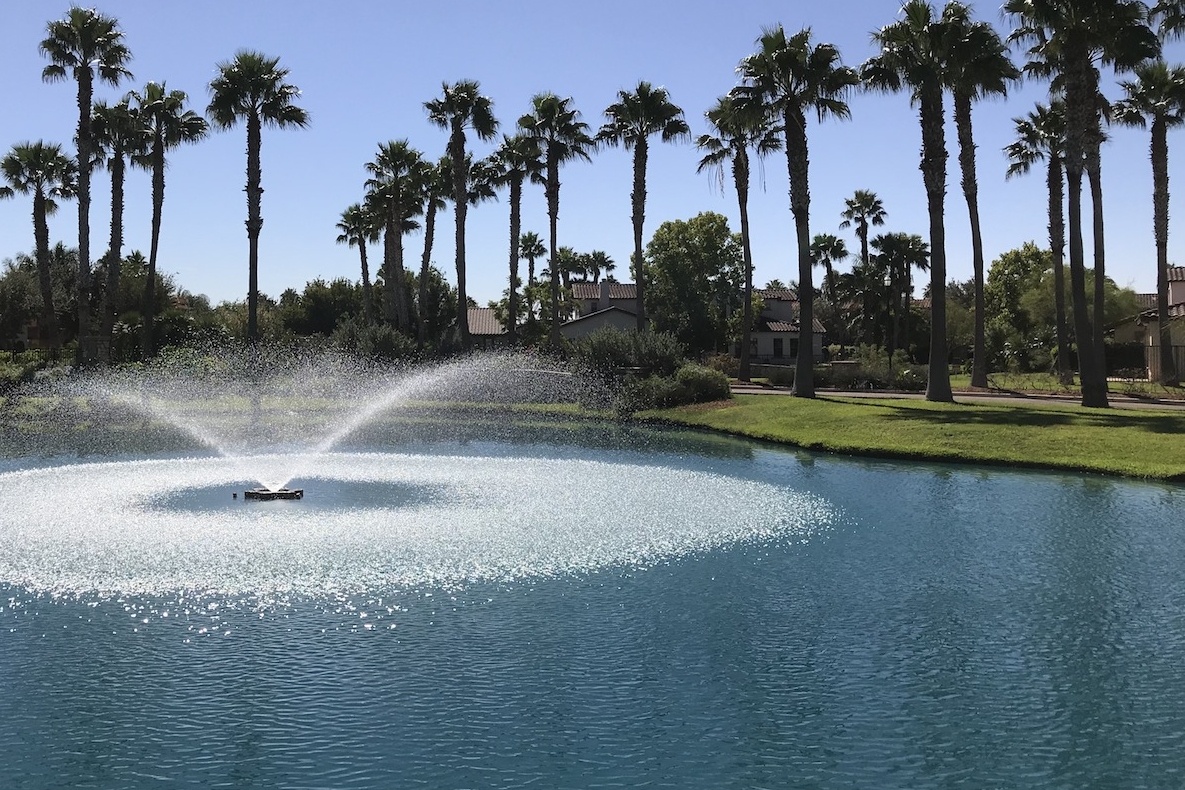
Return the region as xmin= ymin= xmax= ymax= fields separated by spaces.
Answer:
xmin=2 ymin=430 xmax=1185 ymax=788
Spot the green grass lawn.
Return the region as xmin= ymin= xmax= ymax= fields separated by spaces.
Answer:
xmin=645 ymin=394 xmax=1185 ymax=481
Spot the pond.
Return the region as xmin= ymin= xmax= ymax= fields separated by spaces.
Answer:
xmin=2 ymin=428 xmax=1184 ymax=788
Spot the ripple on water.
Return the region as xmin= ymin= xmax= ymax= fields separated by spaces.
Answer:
xmin=0 ymin=451 xmax=835 ymax=600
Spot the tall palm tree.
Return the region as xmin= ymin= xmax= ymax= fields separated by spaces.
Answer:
xmin=839 ymin=189 xmax=888 ymax=270
xmin=518 ymin=93 xmax=594 ymax=344
xmin=415 ymin=156 xmax=451 ymax=348
xmin=871 ymin=231 xmax=930 ymax=363
xmin=365 ymin=140 xmax=426 ymax=333
xmin=490 ymin=134 xmax=543 ymax=343
xmin=335 ymin=202 xmax=380 ymax=325
xmin=1005 ymin=102 xmax=1073 ymax=385
xmin=40 ymin=7 xmax=132 ymax=363
xmin=0 ymin=142 xmax=77 ymax=351
xmin=1114 ymin=61 xmax=1185 ymax=386
xmin=130 ymin=82 xmax=208 ymax=358
xmin=91 ymin=98 xmax=148 ymax=360
xmin=1006 ymin=0 xmax=1159 ymax=407
xmin=697 ymin=93 xmax=782 ymax=382
xmin=809 ymin=233 xmax=849 ymax=303
xmin=519 ymin=231 xmax=545 ymax=324
xmin=738 ymin=25 xmax=860 ymax=398
xmin=207 ymin=50 xmax=309 ymax=343
xmin=425 ymin=80 xmax=499 ymax=349
xmin=863 ymin=0 xmax=957 ymax=402
xmin=945 ymin=2 xmax=1020 ymax=388
xmin=597 ymin=81 xmax=690 ymax=332
xmin=585 ymin=251 xmax=615 ymax=283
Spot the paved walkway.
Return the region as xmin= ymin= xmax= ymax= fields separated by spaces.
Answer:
xmin=729 ymin=383 xmax=1185 ymax=411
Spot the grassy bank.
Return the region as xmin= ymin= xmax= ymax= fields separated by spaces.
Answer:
xmin=645 ymin=394 xmax=1185 ymax=481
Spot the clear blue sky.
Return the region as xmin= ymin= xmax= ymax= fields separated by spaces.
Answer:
xmin=1 ymin=1 xmax=1182 ymax=307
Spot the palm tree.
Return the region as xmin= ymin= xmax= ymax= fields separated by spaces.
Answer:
xmin=130 ymin=82 xmax=208 ymax=358
xmin=425 ymin=80 xmax=499 ymax=349
xmin=1006 ymin=0 xmax=1159 ymax=407
xmin=0 ymin=142 xmax=77 ymax=351
xmin=697 ymin=93 xmax=782 ymax=382
xmin=207 ymin=50 xmax=309 ymax=343
xmin=91 ymin=98 xmax=147 ymax=359
xmin=809 ymin=233 xmax=849 ymax=303
xmin=518 ymin=93 xmax=594 ymax=344
xmin=1114 ymin=61 xmax=1185 ymax=386
xmin=597 ymin=81 xmax=690 ymax=332
xmin=365 ymin=140 xmax=426 ymax=333
xmin=839 ymin=189 xmax=888 ymax=270
xmin=738 ymin=25 xmax=860 ymax=398
xmin=40 ymin=7 xmax=132 ymax=363
xmin=871 ymin=231 xmax=930 ymax=363
xmin=945 ymin=2 xmax=1020 ymax=388
xmin=1005 ymin=102 xmax=1073 ymax=385
xmin=862 ymin=0 xmax=957 ymax=402
xmin=519 ymin=231 xmax=545 ymax=324
xmin=415 ymin=156 xmax=451 ymax=348
xmin=490 ymin=134 xmax=543 ymax=343
xmin=335 ymin=202 xmax=380 ymax=325
xmin=585 ymin=251 xmax=616 ymax=283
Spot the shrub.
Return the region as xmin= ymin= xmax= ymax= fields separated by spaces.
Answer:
xmin=702 ymin=352 xmax=738 ymax=377
xmin=675 ymin=363 xmax=731 ymax=403
xmin=571 ymin=328 xmax=685 ymax=377
xmin=330 ymin=316 xmax=416 ymax=361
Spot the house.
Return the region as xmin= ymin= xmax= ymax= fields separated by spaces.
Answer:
xmin=559 ymin=306 xmax=638 ymax=340
xmin=467 ymin=307 xmax=508 ymax=350
xmin=571 ymin=281 xmax=638 ymax=317
xmin=746 ymin=288 xmax=826 ymax=362
xmin=1111 ymin=299 xmax=1185 ymax=379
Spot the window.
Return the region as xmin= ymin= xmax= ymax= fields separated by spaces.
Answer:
xmin=773 ymin=338 xmax=783 ymax=358
xmin=789 ymin=339 xmax=800 ymax=359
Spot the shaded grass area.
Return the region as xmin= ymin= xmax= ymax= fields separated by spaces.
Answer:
xmin=643 ymin=394 xmax=1185 ymax=481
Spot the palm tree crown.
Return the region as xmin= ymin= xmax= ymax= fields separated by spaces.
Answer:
xmin=839 ymin=189 xmax=887 ymax=269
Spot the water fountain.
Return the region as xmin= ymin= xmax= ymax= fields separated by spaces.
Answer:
xmin=4 ymin=347 xmax=1185 ymax=787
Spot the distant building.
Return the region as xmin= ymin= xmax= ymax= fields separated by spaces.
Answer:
xmin=570 ymin=281 xmax=638 ymax=317
xmin=467 ymin=307 xmax=508 ymax=350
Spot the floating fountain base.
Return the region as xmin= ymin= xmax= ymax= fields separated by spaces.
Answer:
xmin=244 ymin=488 xmax=304 ymax=501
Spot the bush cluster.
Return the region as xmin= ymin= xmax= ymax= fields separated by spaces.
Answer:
xmin=570 ymin=328 xmax=684 ymax=377
xmin=615 ymin=362 xmax=731 ymax=414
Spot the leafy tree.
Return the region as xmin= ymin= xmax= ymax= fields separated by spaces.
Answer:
xmin=642 ymin=212 xmax=743 ymax=355
xmin=1005 ymin=102 xmax=1072 ymax=384
xmin=425 ymin=80 xmax=499 ymax=348
xmin=518 ymin=93 xmax=594 ymax=344
xmin=945 ymin=2 xmax=1019 ymax=388
xmin=863 ymin=0 xmax=959 ymax=402
xmin=697 ymin=92 xmax=781 ymax=382
xmin=335 ymin=202 xmax=380 ymax=325
xmin=1113 ymin=60 xmax=1185 ymax=386
xmin=738 ymin=25 xmax=859 ymax=397
xmin=40 ymin=7 xmax=133 ymax=363
xmin=207 ymin=50 xmax=309 ymax=343
xmin=0 ymin=259 xmax=39 ymax=347
xmin=0 ymin=142 xmax=77 ymax=350
xmin=129 ymin=82 xmax=208 ymax=358
xmin=597 ymin=81 xmax=690 ymax=331
xmin=1006 ymin=0 xmax=1159 ymax=406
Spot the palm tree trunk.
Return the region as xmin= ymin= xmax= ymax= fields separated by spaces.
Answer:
xmin=76 ymin=71 xmax=94 ymax=365
xmin=245 ymin=112 xmax=263 ymax=343
xmin=1087 ymin=137 xmax=1109 ymax=402
xmin=451 ymin=133 xmax=470 ymax=350
xmin=955 ymin=94 xmax=988 ymax=389
xmin=418 ymin=201 xmax=437 ymax=348
xmin=359 ymin=243 xmax=374 ymax=326
xmin=735 ymin=151 xmax=753 ymax=382
xmin=32 ymin=193 xmax=61 ymax=350
xmin=526 ymin=254 xmax=537 ymax=325
xmin=547 ymin=156 xmax=561 ymax=346
xmin=786 ymin=110 xmax=814 ymax=398
xmin=920 ymin=87 xmax=952 ymax=403
xmin=1152 ymin=117 xmax=1177 ymax=385
xmin=99 ymin=152 xmax=125 ymax=363
xmin=144 ymin=139 xmax=165 ymax=359
xmin=508 ymin=175 xmax=522 ymax=344
xmin=382 ymin=218 xmax=397 ymax=326
xmin=394 ymin=215 xmax=409 ymax=332
xmin=632 ymin=139 xmax=648 ymax=332
xmin=1049 ymin=156 xmax=1072 ymax=385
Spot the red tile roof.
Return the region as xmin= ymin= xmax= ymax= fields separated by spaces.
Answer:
xmin=755 ymin=288 xmax=797 ymax=301
xmin=1168 ymin=267 xmax=1185 ymax=282
xmin=467 ymin=307 xmax=505 ymax=336
xmin=570 ymin=282 xmax=637 ymax=300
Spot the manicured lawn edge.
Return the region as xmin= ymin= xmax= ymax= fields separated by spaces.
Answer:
xmin=640 ymin=394 xmax=1185 ymax=482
